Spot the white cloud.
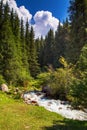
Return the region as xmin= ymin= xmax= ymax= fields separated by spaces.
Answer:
xmin=18 ymin=6 xmax=32 ymax=23
xmin=1 ymin=0 xmax=60 ymax=38
xmin=33 ymin=11 xmax=59 ymax=38
xmin=2 ymin=0 xmax=9 ymax=4
xmin=2 ymin=0 xmax=32 ymax=23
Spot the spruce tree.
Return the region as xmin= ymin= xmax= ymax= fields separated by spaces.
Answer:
xmin=62 ymin=18 xmax=71 ymax=62
xmin=54 ymin=22 xmax=66 ymax=67
xmin=20 ymin=18 xmax=29 ymax=71
xmin=13 ymin=13 xmax=30 ymax=85
xmin=39 ymin=36 xmax=45 ymax=68
xmin=10 ymin=8 xmax=15 ymax=34
xmin=78 ymin=43 xmax=87 ymax=71
xmin=35 ymin=36 xmax=45 ymax=68
xmin=68 ymin=0 xmax=87 ymax=63
xmin=43 ymin=29 xmax=55 ymax=67
xmin=29 ymin=26 xmax=40 ymax=77
xmin=0 ymin=0 xmax=3 ymax=28
xmin=0 ymin=2 xmax=20 ymax=84
xmin=25 ymin=19 xmax=30 ymax=67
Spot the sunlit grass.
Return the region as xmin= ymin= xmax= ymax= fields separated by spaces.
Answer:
xmin=0 ymin=92 xmax=87 ymax=130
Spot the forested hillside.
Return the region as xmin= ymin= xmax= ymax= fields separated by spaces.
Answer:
xmin=0 ymin=0 xmax=87 ymax=108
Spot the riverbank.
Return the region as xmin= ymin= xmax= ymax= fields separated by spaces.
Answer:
xmin=23 ymin=91 xmax=87 ymax=121
xmin=0 ymin=92 xmax=87 ymax=130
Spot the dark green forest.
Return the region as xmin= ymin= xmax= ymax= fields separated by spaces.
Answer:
xmin=0 ymin=0 xmax=87 ymax=108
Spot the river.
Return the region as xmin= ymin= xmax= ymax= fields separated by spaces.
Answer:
xmin=23 ymin=91 xmax=87 ymax=121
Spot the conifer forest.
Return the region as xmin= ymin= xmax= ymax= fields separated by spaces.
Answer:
xmin=0 ymin=0 xmax=87 ymax=108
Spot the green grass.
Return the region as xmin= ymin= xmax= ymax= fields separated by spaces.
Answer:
xmin=0 ymin=92 xmax=87 ymax=130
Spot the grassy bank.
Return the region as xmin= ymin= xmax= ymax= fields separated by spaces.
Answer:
xmin=0 ymin=92 xmax=87 ymax=130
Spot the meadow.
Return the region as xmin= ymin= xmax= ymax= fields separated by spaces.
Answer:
xmin=0 ymin=92 xmax=87 ymax=130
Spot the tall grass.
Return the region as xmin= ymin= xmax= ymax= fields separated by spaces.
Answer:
xmin=0 ymin=92 xmax=87 ymax=130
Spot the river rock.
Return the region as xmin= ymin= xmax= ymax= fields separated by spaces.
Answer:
xmin=42 ymin=85 xmax=51 ymax=96
xmin=0 ymin=84 xmax=9 ymax=92
xmin=31 ymin=100 xmax=38 ymax=104
xmin=23 ymin=91 xmax=87 ymax=120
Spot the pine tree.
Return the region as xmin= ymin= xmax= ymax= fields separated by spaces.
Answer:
xmin=25 ymin=19 xmax=30 ymax=66
xmin=70 ymin=43 xmax=87 ymax=108
xmin=29 ymin=26 xmax=40 ymax=77
xmin=10 ymin=8 xmax=15 ymax=33
xmin=39 ymin=36 xmax=45 ymax=68
xmin=43 ymin=29 xmax=55 ymax=67
xmin=0 ymin=3 xmax=20 ymax=84
xmin=78 ymin=43 xmax=87 ymax=71
xmin=0 ymin=2 xmax=30 ymax=85
xmin=0 ymin=0 xmax=3 ymax=28
xmin=13 ymin=12 xmax=23 ymax=67
xmin=13 ymin=13 xmax=30 ymax=85
xmin=20 ymin=18 xmax=29 ymax=71
xmin=62 ymin=18 xmax=71 ymax=62
xmin=54 ymin=22 xmax=66 ymax=67
xmin=35 ymin=36 xmax=45 ymax=68
xmin=68 ymin=0 xmax=87 ymax=63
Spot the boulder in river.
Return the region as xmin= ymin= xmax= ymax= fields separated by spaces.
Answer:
xmin=0 ymin=84 xmax=9 ymax=92
xmin=42 ymin=85 xmax=51 ymax=96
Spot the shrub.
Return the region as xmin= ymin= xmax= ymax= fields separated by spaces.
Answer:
xmin=69 ymin=44 xmax=87 ymax=108
xmin=77 ymin=44 xmax=87 ymax=71
xmin=69 ymin=72 xmax=87 ymax=108
xmin=37 ymin=72 xmax=51 ymax=86
xmin=49 ymin=67 xmax=74 ymax=99
xmin=17 ymin=68 xmax=32 ymax=87
xmin=0 ymin=75 xmax=6 ymax=85
xmin=46 ymin=57 xmax=75 ymax=99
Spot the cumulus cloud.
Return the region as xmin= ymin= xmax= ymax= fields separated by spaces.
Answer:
xmin=2 ymin=0 xmax=32 ymax=23
xmin=1 ymin=0 xmax=60 ymax=38
xmin=33 ymin=11 xmax=59 ymax=38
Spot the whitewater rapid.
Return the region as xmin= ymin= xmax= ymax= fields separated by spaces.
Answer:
xmin=23 ymin=91 xmax=87 ymax=121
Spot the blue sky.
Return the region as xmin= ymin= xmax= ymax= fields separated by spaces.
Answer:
xmin=3 ymin=0 xmax=70 ymax=38
xmin=16 ymin=0 xmax=70 ymax=22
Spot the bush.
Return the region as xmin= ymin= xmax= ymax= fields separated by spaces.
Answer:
xmin=77 ymin=44 xmax=87 ymax=71
xmin=46 ymin=57 xmax=75 ymax=99
xmin=0 ymin=75 xmax=6 ymax=85
xmin=16 ymin=68 xmax=32 ymax=87
xmin=69 ymin=72 xmax=87 ymax=108
xmin=49 ymin=67 xmax=74 ymax=99
xmin=37 ymin=72 xmax=51 ymax=86
xmin=69 ymin=44 xmax=87 ymax=108
xmin=36 ymin=57 xmax=75 ymax=100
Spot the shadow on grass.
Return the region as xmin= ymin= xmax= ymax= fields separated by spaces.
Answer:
xmin=42 ymin=119 xmax=87 ymax=130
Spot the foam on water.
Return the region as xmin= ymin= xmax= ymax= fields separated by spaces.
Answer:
xmin=24 ymin=91 xmax=87 ymax=121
